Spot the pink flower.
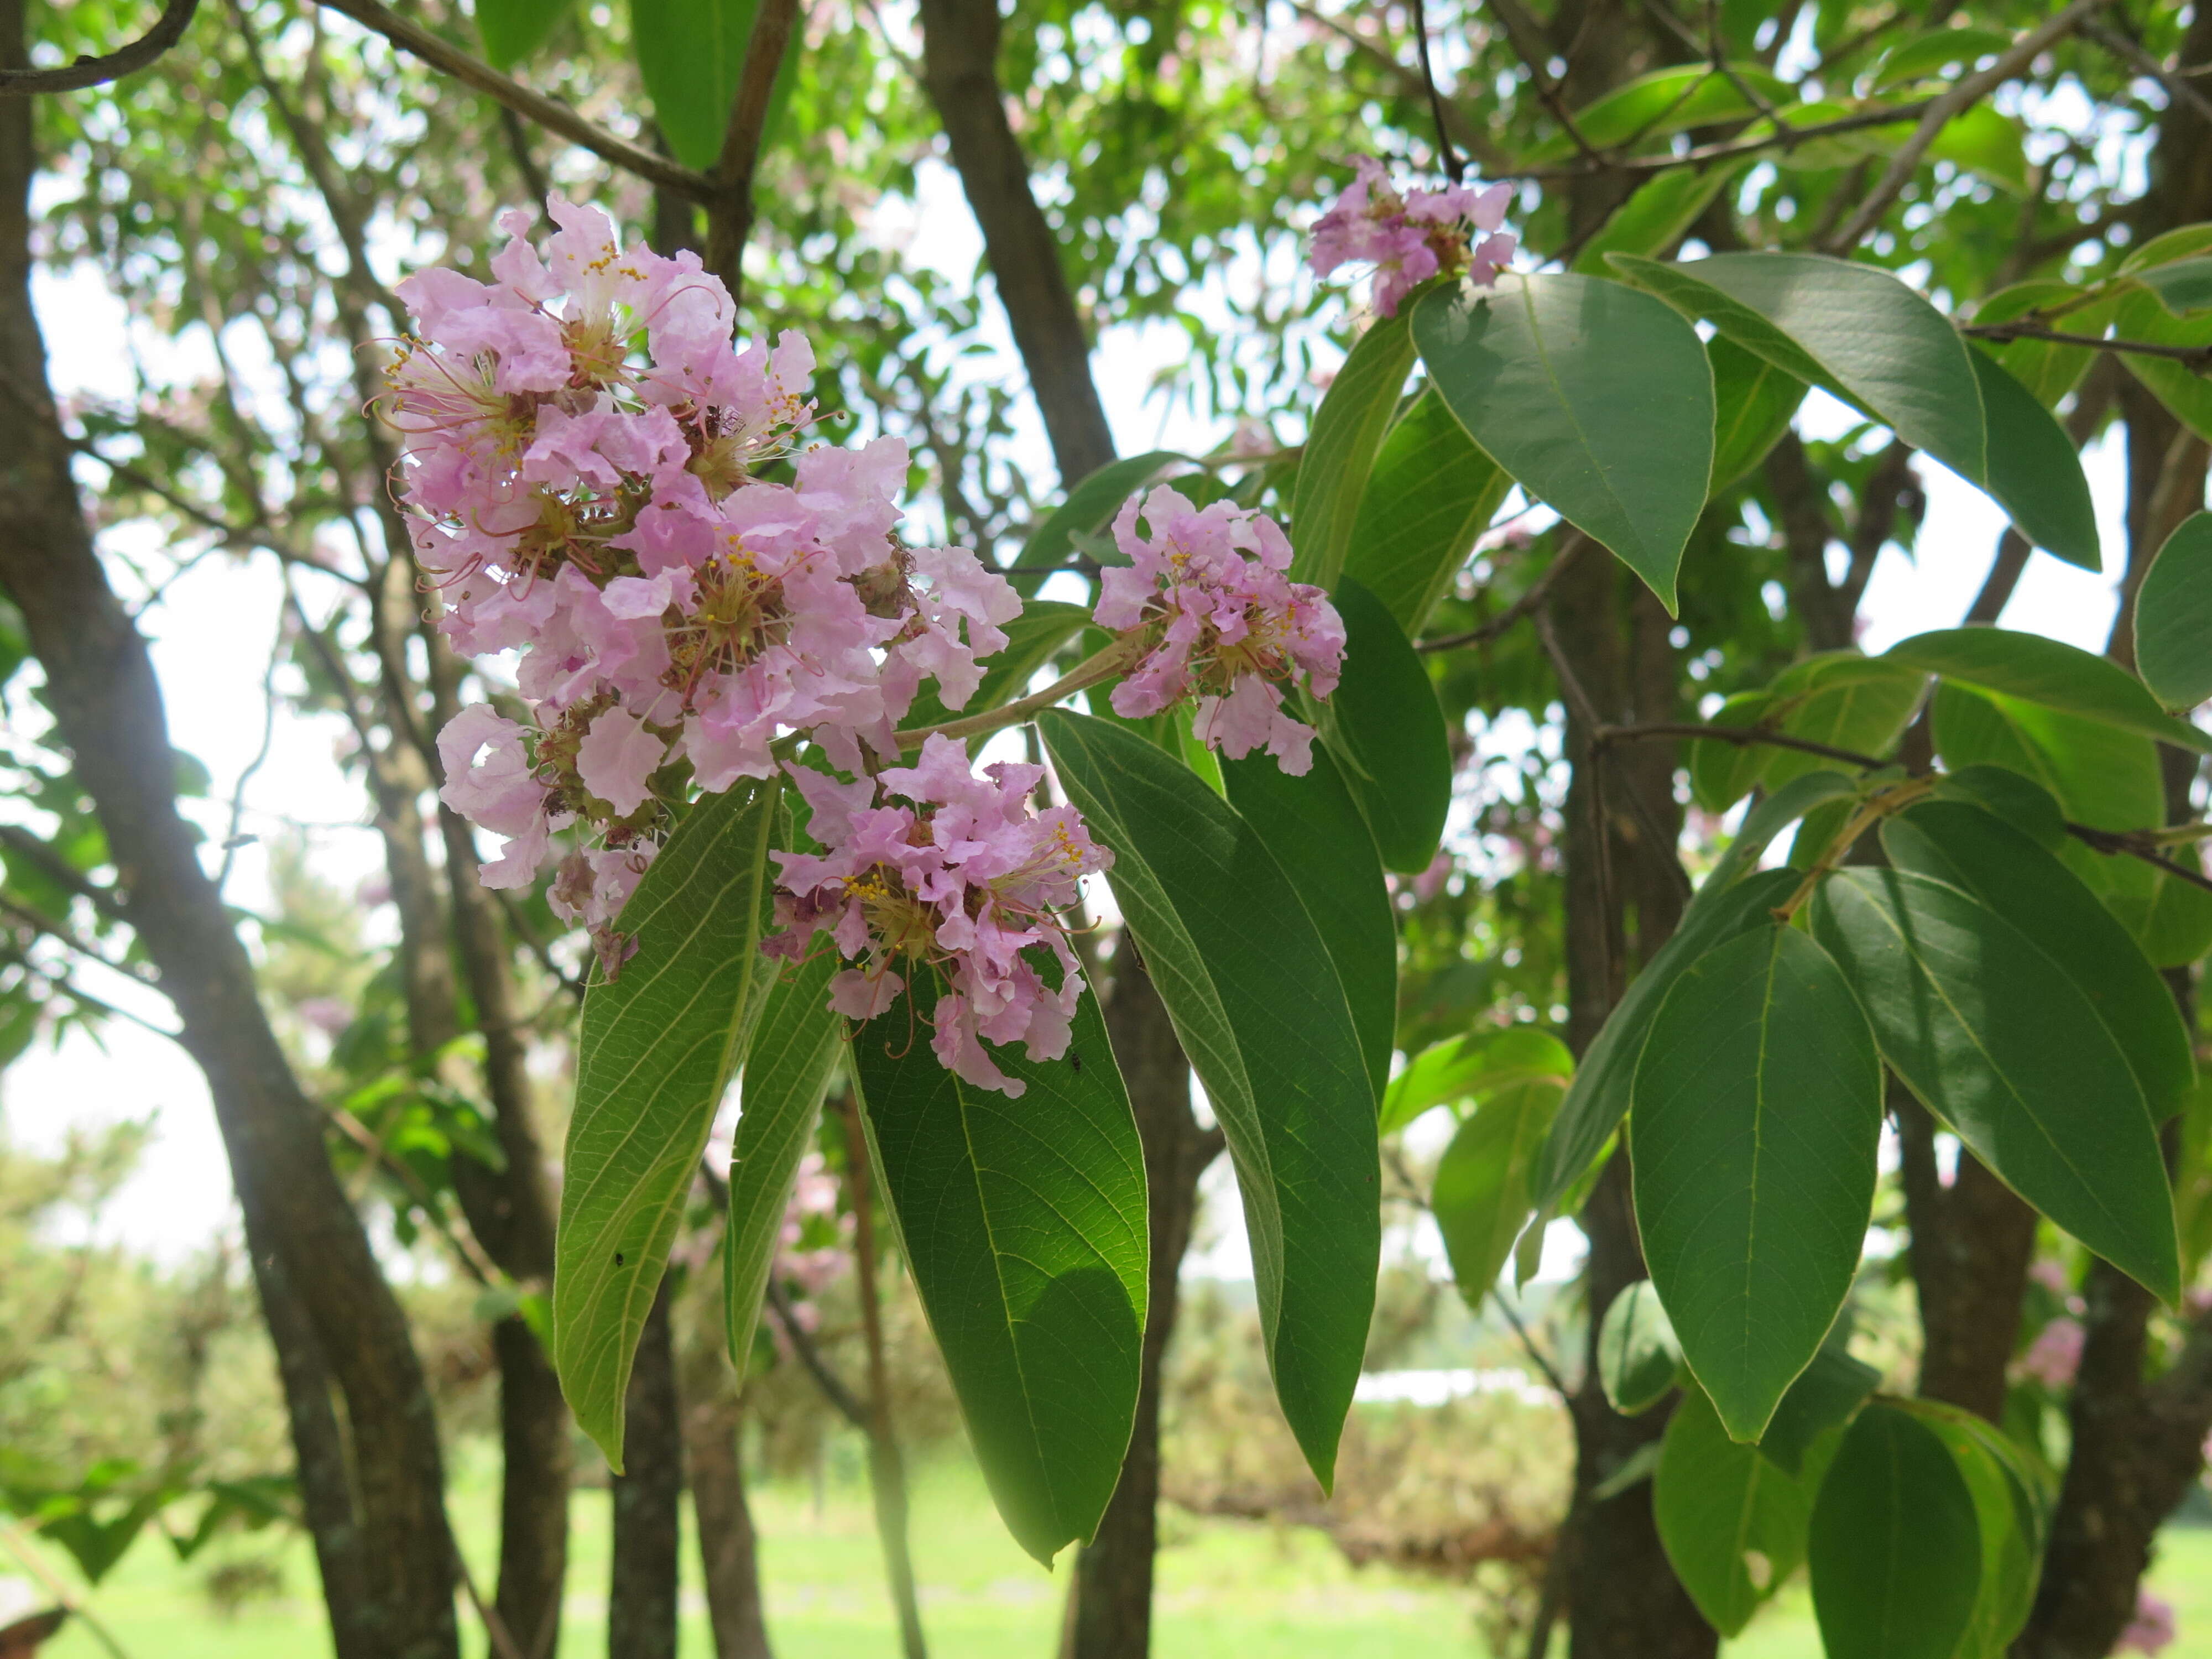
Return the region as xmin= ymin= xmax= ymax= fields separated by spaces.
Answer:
xmin=2017 ymin=1317 xmax=2085 ymax=1389
xmin=1309 ymin=156 xmax=1518 ymax=317
xmin=575 ymin=705 xmax=667 ymax=817
xmin=2116 ymin=1589 xmax=2177 ymax=1655
xmin=765 ymin=735 xmax=1113 ymax=1097
xmin=1094 ymin=486 xmax=1344 ymax=773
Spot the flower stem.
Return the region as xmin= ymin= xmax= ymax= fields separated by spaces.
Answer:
xmin=895 ymin=639 xmax=1138 ymax=750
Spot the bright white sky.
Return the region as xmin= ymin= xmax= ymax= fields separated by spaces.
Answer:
xmin=1 ymin=155 xmax=2138 ymax=1281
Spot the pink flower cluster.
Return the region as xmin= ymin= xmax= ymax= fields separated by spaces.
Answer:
xmin=775 ymin=1151 xmax=850 ymax=1325
xmin=1308 ymin=157 xmax=1517 ymax=318
xmin=2016 ymin=1316 xmax=2085 ymax=1389
xmin=392 ymin=200 xmax=1019 ymax=972
xmin=1093 ymin=487 xmax=1346 ymax=774
xmin=2117 ymin=1590 xmax=2177 ymax=1656
xmin=765 ymin=737 xmax=1111 ymax=1097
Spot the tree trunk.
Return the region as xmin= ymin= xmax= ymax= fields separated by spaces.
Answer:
xmin=0 ymin=9 xmax=459 ymax=1652
xmin=1066 ymin=958 xmax=1221 ymax=1659
xmin=611 ymin=1281 xmax=684 ymax=1659
xmin=684 ymin=1383 xmax=774 ymax=1659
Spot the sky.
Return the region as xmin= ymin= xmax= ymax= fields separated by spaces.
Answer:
xmin=2 ymin=154 xmax=2138 ymax=1280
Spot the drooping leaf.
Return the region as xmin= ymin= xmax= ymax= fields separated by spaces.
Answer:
xmin=1708 ymin=335 xmax=1807 ymax=491
xmin=1609 ymin=253 xmax=1987 ymax=489
xmin=554 ymin=779 xmax=782 ymax=1467
xmin=1530 ymin=867 xmax=1800 ymax=1213
xmin=1572 ymin=164 xmax=1750 ymax=278
xmin=1967 ymin=348 xmax=2100 ymax=571
xmin=477 ymin=0 xmax=578 ymax=67
xmin=2111 ymin=285 xmax=2212 ymax=444
xmin=1882 ymin=802 xmax=2194 ymax=1119
xmin=1431 ymin=1074 xmax=1565 ymax=1305
xmin=1291 ymin=307 xmax=1416 ymax=589
xmin=1597 ymin=1279 xmax=1682 ymax=1417
xmin=1412 ymin=273 xmax=1714 ymax=613
xmin=1222 ymin=745 xmax=1397 ymax=1098
xmin=1970 ymin=281 xmax=2113 ymax=408
xmin=1040 ymin=709 xmax=1378 ymax=1486
xmin=1758 ymin=1341 xmax=1880 ymax=1477
xmin=1323 ymin=577 xmax=1452 ymax=874
xmin=2102 ymin=854 xmax=2212 ymax=968
xmin=723 ymin=954 xmax=842 ymax=1378
xmin=2135 ymin=511 xmax=2212 ymax=711
xmin=852 ymin=972 xmax=1146 ymax=1566
xmin=1885 ymin=626 xmax=2212 ymax=753
xmin=1380 ymin=1026 xmax=1573 ymax=1138
xmin=1703 ymin=768 xmax=1864 ymax=893
xmin=1811 ymin=868 xmax=2180 ymax=1302
xmin=1929 ymin=682 xmax=2165 ymax=831
xmin=1655 ymin=1381 xmax=1823 ymax=1636
xmin=1633 ymin=923 xmax=1882 ymax=1441
xmin=1909 ymin=1401 xmax=2047 ymax=1659
xmin=1009 ymin=451 xmax=1190 ymax=589
xmin=633 ymin=0 xmax=789 ymax=171
xmin=1341 ymin=388 xmax=1511 ymax=633
xmin=1809 ymin=1402 xmax=1984 ymax=1659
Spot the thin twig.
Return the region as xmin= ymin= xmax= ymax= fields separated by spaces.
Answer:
xmin=321 ymin=1100 xmax=507 ymax=1286
xmin=1418 ymin=538 xmax=1588 ymax=653
xmin=1409 ymin=0 xmax=1464 ymax=181
xmin=0 ymin=0 xmax=196 ymax=94
xmin=2065 ymin=822 xmax=2212 ymax=896
xmin=1592 ymin=721 xmax=1891 ymax=771
xmin=216 ymin=605 xmax=288 ymax=893
xmin=1494 ymin=1288 xmax=1572 ymax=1404
xmin=2080 ymin=18 xmax=2212 ymax=128
xmin=453 ymin=1543 xmax=528 ymax=1659
xmin=1532 ymin=607 xmax=1621 ymax=998
xmin=1959 ymin=321 xmax=2212 ymax=369
xmin=704 ymin=0 xmax=802 ymax=300
xmin=1820 ymin=0 xmax=2115 ymax=254
xmin=763 ymin=1277 xmax=871 ymax=1428
xmin=895 ymin=638 xmax=1137 ymax=748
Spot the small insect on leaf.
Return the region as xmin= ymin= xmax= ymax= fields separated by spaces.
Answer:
xmin=613 ymin=1253 xmax=625 ymax=1267
xmin=1070 ymin=1051 xmax=1084 ymax=1074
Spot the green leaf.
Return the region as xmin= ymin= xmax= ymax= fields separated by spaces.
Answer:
xmin=1221 ymin=745 xmax=1397 ymax=1099
xmin=1609 ymin=253 xmax=1987 ymax=488
xmin=722 ymin=953 xmax=842 ymax=1379
xmin=1531 ymin=865 xmax=1801 ymax=1213
xmin=477 ymin=0 xmax=578 ymax=66
xmin=1907 ymin=1401 xmax=2046 ymax=1658
xmin=1545 ymin=65 xmax=1793 ymax=156
xmin=1885 ymin=626 xmax=2212 ymax=753
xmin=633 ymin=0 xmax=787 ymax=171
xmin=1291 ymin=309 xmax=1416 ymax=589
xmin=1431 ymin=1074 xmax=1565 ymax=1304
xmin=1342 ymin=388 xmax=1511 ymax=633
xmin=1688 ymin=692 xmax=1776 ymax=814
xmin=2103 ymin=855 xmax=2212 ymax=969
xmin=1927 ymin=106 xmax=2029 ymax=195
xmin=1380 ymin=1026 xmax=1573 ymax=1138
xmin=1571 ymin=164 xmax=1750 ymax=278
xmin=1882 ymin=801 xmax=2194 ymax=1119
xmin=852 ymin=972 xmax=1146 ymax=1566
xmin=1010 ymin=451 xmax=1189 ymax=589
xmin=1868 ymin=26 xmax=2010 ymax=90
xmin=1705 ymin=769 xmax=1864 ymax=893
xmin=1691 ymin=653 xmax=1922 ymax=812
xmin=1809 ymin=1402 xmax=1984 ymax=1659
xmin=554 ymin=779 xmax=782 ymax=1468
xmin=2111 ymin=285 xmax=2212 ymax=444
xmin=1929 ymin=682 xmax=2164 ymax=832
xmin=1413 ymin=273 xmax=1714 ymax=613
xmin=2136 ymin=511 xmax=2212 ymax=711
xmin=1970 ymin=281 xmax=2112 ymax=408
xmin=1758 ymin=1342 xmax=1879 ymax=1477
xmin=1967 ymin=348 xmax=2100 ymax=570
xmin=1811 ymin=868 xmax=2180 ymax=1303
xmin=2135 ymin=257 xmax=2212 ymax=315
xmin=1708 ymin=335 xmax=1807 ymax=491
xmin=1323 ymin=577 xmax=1452 ymax=874
xmin=1040 ymin=709 xmax=1378 ymax=1486
xmin=1633 ymin=924 xmax=1882 ymax=1441
xmin=1655 ymin=1382 xmax=1823 ymax=1636
xmin=1597 ymin=1279 xmax=1682 ymax=1416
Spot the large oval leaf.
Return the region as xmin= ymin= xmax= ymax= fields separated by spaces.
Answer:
xmin=2136 ymin=510 xmax=2212 ymax=712
xmin=1290 ymin=308 xmax=1416 ymax=589
xmin=1911 ymin=1401 xmax=2047 ymax=1659
xmin=1411 ymin=272 xmax=1713 ymax=613
xmin=633 ymin=0 xmax=791 ymax=171
xmin=1709 ymin=334 xmax=1807 ymax=491
xmin=1758 ymin=1341 xmax=1879 ymax=1477
xmin=1323 ymin=577 xmax=1452 ymax=874
xmin=1531 ymin=866 xmax=1800 ymax=1213
xmin=1930 ymin=682 xmax=2165 ymax=831
xmin=1886 ymin=625 xmax=2212 ymax=753
xmin=1810 ymin=1402 xmax=1983 ymax=1659
xmin=1609 ymin=252 xmax=1986 ymax=485
xmin=1380 ymin=1026 xmax=1572 ymax=1138
xmin=1221 ymin=745 xmax=1396 ymax=1097
xmin=1431 ymin=1072 xmax=1565 ymax=1305
xmin=1342 ymin=388 xmax=1510 ymax=634
xmin=852 ymin=971 xmax=1146 ymax=1566
xmin=478 ymin=0 xmax=578 ymax=66
xmin=1633 ymin=924 xmax=1882 ymax=1441
xmin=1882 ymin=801 xmax=2194 ymax=1119
xmin=1655 ymin=1381 xmax=1823 ymax=1636
xmin=1810 ymin=868 xmax=2179 ymax=1302
xmin=2111 ymin=285 xmax=2212 ymax=444
xmin=722 ymin=952 xmax=842 ymax=1379
xmin=554 ymin=779 xmax=782 ymax=1467
xmin=1966 ymin=347 xmax=2099 ymax=571
xmin=1040 ymin=709 xmax=1378 ymax=1486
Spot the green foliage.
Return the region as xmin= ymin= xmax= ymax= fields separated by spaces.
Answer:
xmin=1288 ymin=307 xmax=1414 ymax=591
xmin=1008 ymin=453 xmax=1188 ymax=589
xmin=554 ymin=781 xmax=782 ymax=1468
xmin=1632 ymin=924 xmax=1882 ymax=1442
xmin=1758 ymin=1343 xmax=1880 ymax=1478
xmin=1707 ymin=336 xmax=1807 ymax=491
xmin=1886 ymin=627 xmax=2212 ymax=753
xmin=1655 ymin=1382 xmax=1824 ymax=1635
xmin=2135 ymin=510 xmax=2212 ymax=712
xmin=1380 ymin=1026 xmax=1573 ymax=1139
xmin=633 ymin=0 xmax=784 ymax=171
xmin=1809 ymin=1403 xmax=1984 ymax=1659
xmin=1964 ymin=348 xmax=2099 ymax=569
xmin=1430 ymin=1062 xmax=1566 ymax=1306
xmin=1340 ymin=389 xmax=1510 ymax=635
xmin=1595 ymin=1280 xmax=1681 ymax=1417
xmin=1040 ymin=710 xmax=1377 ymax=1489
xmin=1322 ymin=578 xmax=1453 ymax=875
xmin=1412 ymin=273 xmax=1714 ymax=613
xmin=475 ymin=0 xmax=578 ymax=68
xmin=852 ymin=973 xmax=1146 ymax=1566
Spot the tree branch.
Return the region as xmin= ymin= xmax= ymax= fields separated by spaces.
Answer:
xmin=703 ymin=0 xmax=801 ymax=299
xmin=313 ymin=0 xmax=718 ymax=202
xmin=0 ymin=0 xmax=195 ymax=95
xmin=1593 ymin=721 xmax=1891 ymax=770
xmin=1418 ymin=535 xmax=1589 ymax=652
xmin=1959 ymin=320 xmax=2212 ymax=368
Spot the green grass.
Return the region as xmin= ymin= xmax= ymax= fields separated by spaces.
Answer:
xmin=29 ymin=1449 xmax=2212 ymax=1658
